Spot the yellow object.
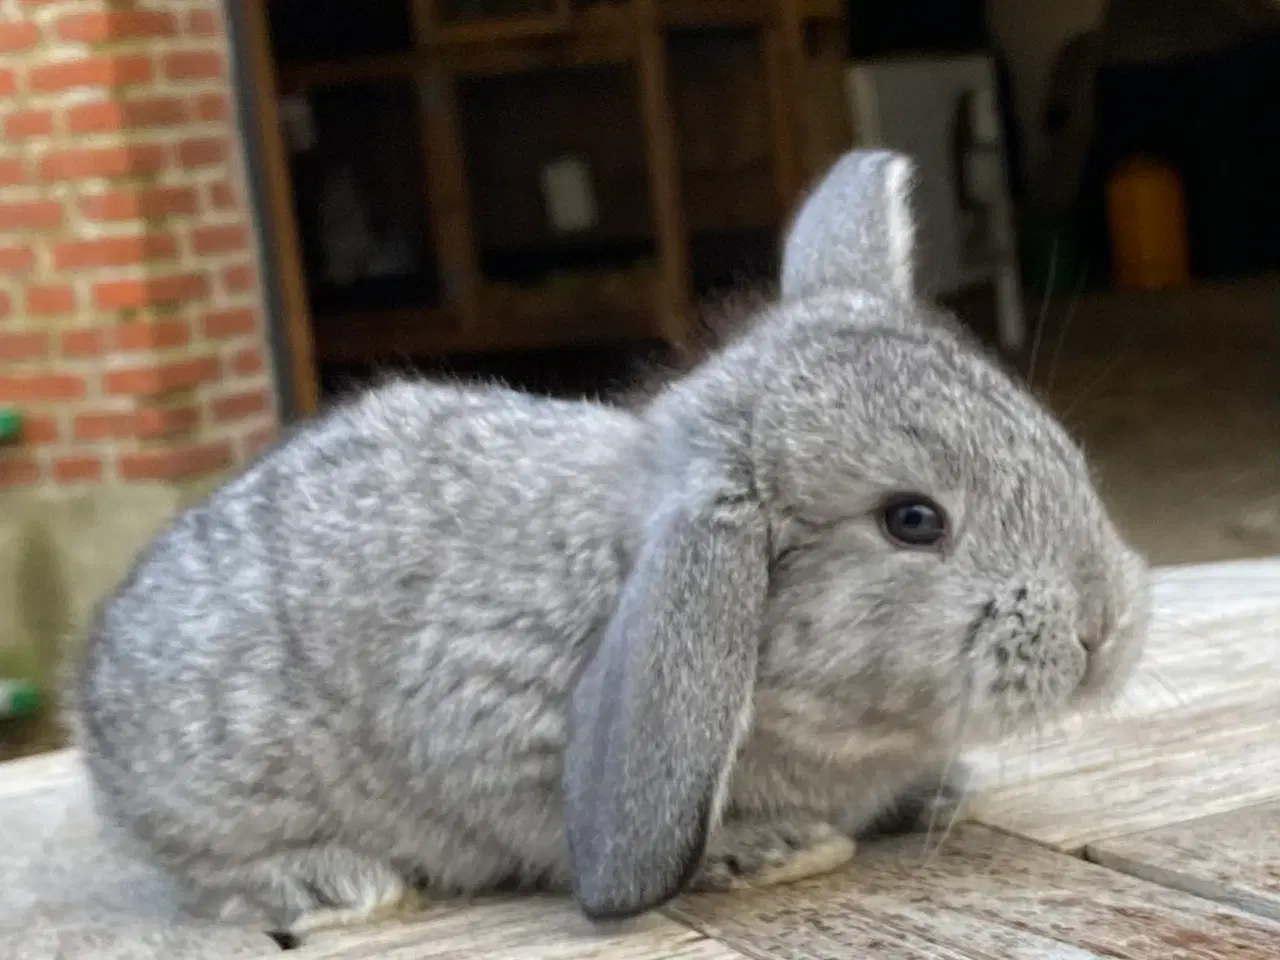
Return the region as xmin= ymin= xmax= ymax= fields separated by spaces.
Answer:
xmin=1106 ymin=158 xmax=1191 ymax=290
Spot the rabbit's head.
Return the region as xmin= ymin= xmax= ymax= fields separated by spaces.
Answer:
xmin=565 ymin=151 xmax=1148 ymax=919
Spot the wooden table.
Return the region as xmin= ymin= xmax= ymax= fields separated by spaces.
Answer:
xmin=3 ymin=558 xmax=1278 ymax=959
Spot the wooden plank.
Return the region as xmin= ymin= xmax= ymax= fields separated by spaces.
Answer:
xmin=966 ymin=558 xmax=1280 ymax=849
xmin=312 ymin=299 xmax=657 ymax=363
xmin=428 ymin=0 xmax=573 ymax=46
xmin=0 ymin=755 xmax=276 ymax=960
xmin=242 ymin=0 xmax=320 ymax=416
xmin=0 ymin=748 xmax=79 ymax=799
xmin=660 ymin=0 xmax=846 ymax=26
xmin=1087 ymin=801 xmax=1280 ymax=922
xmin=634 ymin=0 xmax=694 ymax=350
xmin=762 ymin=24 xmax=800 ymax=217
xmin=668 ymin=824 xmax=1280 ymax=960
xmin=410 ymin=2 xmax=484 ymax=331
xmin=277 ymin=53 xmax=421 ymax=93
xmin=771 ymin=0 xmax=808 ymax=200
xmin=295 ymin=900 xmax=749 ymax=960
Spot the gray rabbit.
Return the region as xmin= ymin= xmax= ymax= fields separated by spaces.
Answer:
xmin=72 ymin=150 xmax=1149 ymax=939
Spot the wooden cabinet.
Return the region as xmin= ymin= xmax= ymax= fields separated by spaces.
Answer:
xmin=249 ymin=0 xmax=849 ymax=411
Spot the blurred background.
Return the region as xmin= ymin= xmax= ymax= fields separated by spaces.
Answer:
xmin=1 ymin=0 xmax=1277 ymax=756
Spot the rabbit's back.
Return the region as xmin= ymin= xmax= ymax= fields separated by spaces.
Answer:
xmin=76 ymin=378 xmax=647 ymax=897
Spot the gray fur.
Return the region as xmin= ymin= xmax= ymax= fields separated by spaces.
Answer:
xmin=72 ymin=149 xmax=1149 ymax=933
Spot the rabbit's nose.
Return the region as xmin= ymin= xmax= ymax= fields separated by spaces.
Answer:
xmin=1078 ymin=633 xmax=1104 ymax=655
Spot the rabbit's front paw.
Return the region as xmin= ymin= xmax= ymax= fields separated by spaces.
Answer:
xmin=691 ymin=819 xmax=855 ymax=891
xmin=192 ymin=846 xmax=420 ymax=947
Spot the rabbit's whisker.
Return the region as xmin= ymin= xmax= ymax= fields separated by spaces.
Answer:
xmin=1044 ymin=262 xmax=1090 ymax=398
xmin=1025 ymin=238 xmax=1058 ymax=392
xmin=1058 ymin=330 xmax=1140 ymax=423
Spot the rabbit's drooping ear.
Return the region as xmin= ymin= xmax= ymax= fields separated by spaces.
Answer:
xmin=780 ymin=149 xmax=919 ymax=302
xmin=564 ymin=494 xmax=768 ymax=919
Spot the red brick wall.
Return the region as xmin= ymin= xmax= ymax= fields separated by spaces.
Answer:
xmin=0 ymin=0 xmax=279 ymax=488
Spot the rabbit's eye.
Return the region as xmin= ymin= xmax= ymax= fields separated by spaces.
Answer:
xmin=880 ymin=496 xmax=947 ymax=548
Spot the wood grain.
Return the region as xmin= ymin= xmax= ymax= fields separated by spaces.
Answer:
xmin=241 ymin=0 xmax=319 ymax=416
xmin=294 ymin=899 xmax=750 ymax=960
xmin=0 ymin=760 xmax=277 ymax=960
xmin=668 ymin=824 xmax=1280 ymax=960
xmin=635 ymin=0 xmax=694 ymax=350
xmin=2 ymin=559 xmax=1277 ymax=958
xmin=1087 ymin=801 xmax=1280 ymax=922
xmin=966 ymin=558 xmax=1280 ymax=849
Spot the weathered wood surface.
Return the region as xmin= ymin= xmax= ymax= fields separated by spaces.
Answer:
xmin=1087 ymin=801 xmax=1280 ymax=923
xmin=669 ymin=824 xmax=1280 ymax=960
xmin=1 ymin=558 xmax=1277 ymax=958
xmin=965 ymin=557 xmax=1280 ymax=849
xmin=294 ymin=901 xmax=751 ymax=960
xmin=0 ymin=753 xmax=277 ymax=960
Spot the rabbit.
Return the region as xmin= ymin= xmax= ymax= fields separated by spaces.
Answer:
xmin=71 ymin=149 xmax=1149 ymax=941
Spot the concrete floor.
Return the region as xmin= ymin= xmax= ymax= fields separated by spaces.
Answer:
xmin=1024 ymin=275 xmax=1279 ymax=565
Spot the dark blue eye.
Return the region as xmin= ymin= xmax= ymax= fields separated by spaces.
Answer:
xmin=881 ymin=497 xmax=947 ymax=548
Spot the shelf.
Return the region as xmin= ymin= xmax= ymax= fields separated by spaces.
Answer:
xmin=661 ymin=0 xmax=844 ymax=28
xmin=312 ymin=268 xmax=662 ymax=362
xmin=257 ymin=0 xmax=851 ymax=391
xmin=277 ymin=0 xmax=845 ymax=89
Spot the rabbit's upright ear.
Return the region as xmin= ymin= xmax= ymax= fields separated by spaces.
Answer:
xmin=780 ymin=149 xmax=919 ymax=302
xmin=564 ymin=490 xmax=768 ymax=920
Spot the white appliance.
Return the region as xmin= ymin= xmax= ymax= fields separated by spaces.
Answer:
xmin=846 ymin=55 xmax=1025 ymax=352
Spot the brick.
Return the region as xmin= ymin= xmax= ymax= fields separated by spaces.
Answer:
xmin=0 ymin=458 xmax=40 ymax=487
xmin=5 ymin=109 xmax=55 ymax=139
xmin=0 ymin=22 xmax=40 ymax=53
xmin=67 ymin=97 xmax=187 ymax=133
xmin=29 ymin=55 xmax=154 ymax=93
xmin=62 ymin=328 xmax=105 ymax=357
xmin=57 ymin=10 xmax=179 ymax=43
xmin=135 ymin=405 xmax=201 ymax=438
xmin=192 ymin=92 xmax=229 ymax=122
xmin=0 ymin=373 xmax=87 ymax=402
xmin=0 ymin=69 xmax=18 ymax=97
xmin=93 ymin=273 xmax=210 ymax=310
xmin=243 ymin=426 xmax=277 ymax=458
xmin=25 ymin=284 xmax=77 ymax=316
xmin=40 ymin=144 xmax=166 ymax=182
xmin=231 ymin=346 xmax=266 ymax=376
xmin=207 ymin=180 xmax=238 ymax=211
xmin=0 ymin=158 xmax=28 ymax=184
xmin=212 ymin=388 xmax=270 ymax=422
xmin=75 ymin=406 xmax=200 ymax=441
xmin=0 ymin=331 xmax=49 ymax=361
xmin=64 ymin=319 xmax=191 ymax=355
xmin=115 ymin=319 xmax=191 ymax=351
xmin=0 ymin=245 xmax=34 ymax=274
xmin=162 ymin=51 xmax=224 ymax=81
xmin=53 ymin=233 xmax=178 ymax=270
xmin=82 ymin=186 xmax=198 ymax=222
xmin=103 ymin=356 xmax=220 ymax=397
xmin=53 ymin=456 xmax=102 ymax=483
xmin=0 ymin=200 xmax=62 ymax=231
xmin=19 ymin=415 xmax=60 ymax=445
xmin=192 ymin=223 xmax=249 ymax=256
xmin=222 ymin=263 xmax=256 ymax=294
xmin=185 ymin=10 xmax=221 ymax=36
xmin=175 ymin=136 xmax=228 ymax=168
xmin=119 ymin=440 xmax=231 ymax=480
xmin=201 ymin=307 xmax=258 ymax=339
